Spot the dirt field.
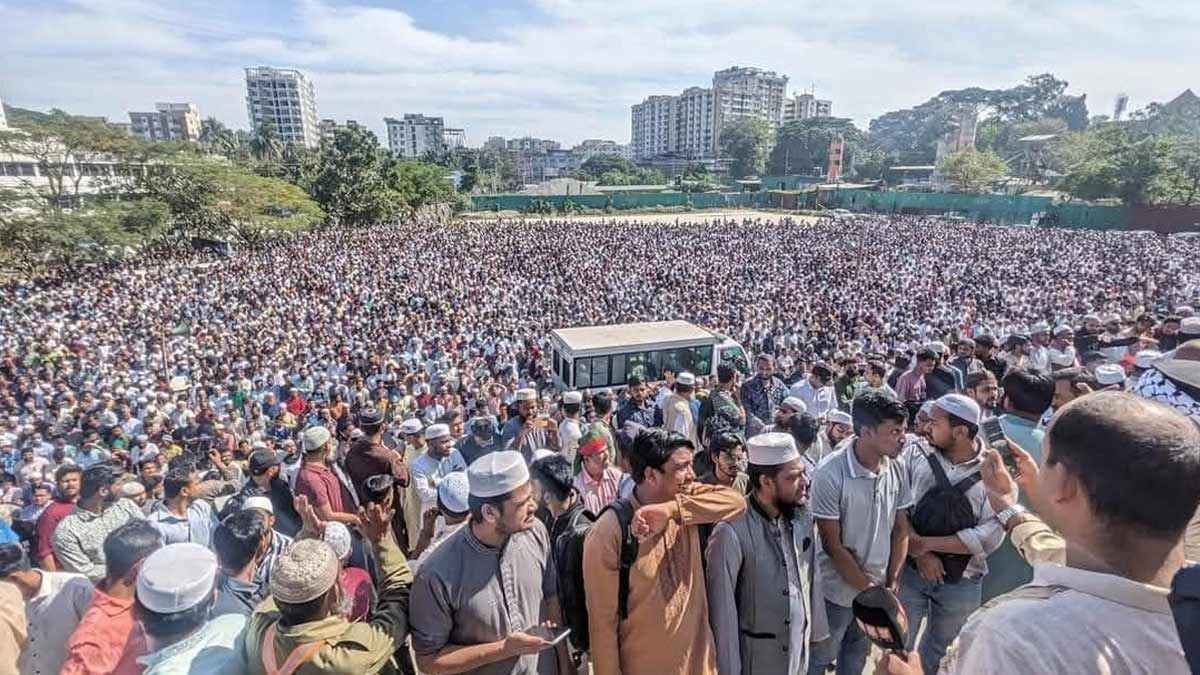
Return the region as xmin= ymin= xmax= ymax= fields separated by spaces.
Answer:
xmin=461 ymin=209 xmax=823 ymax=225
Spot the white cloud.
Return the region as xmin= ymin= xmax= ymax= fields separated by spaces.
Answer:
xmin=1 ymin=0 xmax=1198 ymax=145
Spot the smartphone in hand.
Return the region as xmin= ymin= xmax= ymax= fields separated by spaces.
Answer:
xmin=525 ymin=625 xmax=571 ymax=646
xmin=981 ymin=418 xmax=1019 ymax=477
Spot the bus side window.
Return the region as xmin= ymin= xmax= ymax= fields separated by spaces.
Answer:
xmin=611 ymin=354 xmax=627 ymax=386
xmin=591 ymin=356 xmax=610 ymax=387
xmin=694 ymin=345 xmax=713 ymax=374
xmin=575 ymin=359 xmax=592 ymax=388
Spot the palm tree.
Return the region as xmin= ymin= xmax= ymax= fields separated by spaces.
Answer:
xmin=249 ymin=122 xmax=283 ymax=163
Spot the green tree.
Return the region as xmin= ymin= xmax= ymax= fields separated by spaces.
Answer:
xmin=769 ymin=117 xmax=866 ymax=176
xmin=937 ymin=148 xmax=1008 ymax=193
xmin=578 ymin=155 xmax=636 ymax=179
xmin=719 ymin=117 xmax=774 ymax=178
xmin=302 ymin=125 xmax=398 ymax=226
xmin=249 ymin=121 xmax=284 ymax=164
xmin=385 ymin=160 xmax=453 ymax=214
xmin=1055 ymin=126 xmax=1175 ymax=205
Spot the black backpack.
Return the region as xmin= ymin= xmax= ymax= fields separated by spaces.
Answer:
xmin=909 ymin=452 xmax=982 ymax=583
xmin=553 ymin=497 xmax=638 ymax=654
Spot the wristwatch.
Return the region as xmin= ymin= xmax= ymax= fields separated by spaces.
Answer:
xmin=996 ymin=503 xmax=1028 ymax=528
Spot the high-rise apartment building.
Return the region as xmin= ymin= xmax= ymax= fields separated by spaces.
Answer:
xmin=631 ymin=95 xmax=675 ymax=160
xmin=712 ymin=66 xmax=788 ymax=147
xmin=386 ymin=114 xmax=445 ymax=158
xmin=244 ymin=66 xmax=320 ymax=148
xmin=444 ymin=128 xmax=466 ymax=149
xmin=673 ymin=87 xmax=715 ymax=160
xmin=782 ymin=93 xmax=832 ymax=123
xmin=128 ymin=102 xmax=201 ymax=142
xmin=483 ymin=136 xmax=507 ymax=152
xmin=505 ymin=137 xmax=560 ymax=154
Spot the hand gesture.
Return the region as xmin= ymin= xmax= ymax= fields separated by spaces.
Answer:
xmin=359 ymin=501 xmax=394 ymax=543
xmin=503 ymin=624 xmax=554 ymax=657
xmin=979 ymin=449 xmax=1016 ymax=501
xmin=1008 ymin=442 xmax=1039 ymax=497
xmin=295 ymin=494 xmax=327 ymax=539
xmin=874 ymin=650 xmax=923 ymax=675
xmin=914 ymin=553 xmax=945 ymax=583
xmin=631 ymin=502 xmax=674 ymax=540
xmin=207 ymin=448 xmax=225 ymax=468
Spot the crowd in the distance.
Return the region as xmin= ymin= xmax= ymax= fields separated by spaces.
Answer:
xmin=0 ymin=213 xmax=1199 ymax=675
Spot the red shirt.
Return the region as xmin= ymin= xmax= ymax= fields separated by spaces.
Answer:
xmin=61 ymin=586 xmax=147 ymax=675
xmin=35 ymin=499 xmax=77 ymax=564
xmin=294 ymin=462 xmax=354 ymax=515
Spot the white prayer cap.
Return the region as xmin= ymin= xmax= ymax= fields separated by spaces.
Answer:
xmin=562 ymin=391 xmax=583 ymax=405
xmin=530 ymin=448 xmax=555 ymax=463
xmin=918 ymin=401 xmax=935 ymax=418
xmin=515 ymin=388 xmax=538 ymax=402
xmin=437 ymin=471 xmax=470 ymax=513
xmin=1053 ymin=324 xmax=1074 ymax=336
xmin=1030 ymin=322 xmax=1050 ymax=335
xmin=747 ymin=432 xmax=800 ymax=466
xmin=934 ymin=394 xmax=981 ymax=426
xmin=1134 ymin=350 xmax=1163 ymax=370
xmin=301 ymin=426 xmax=331 ymax=452
xmin=1182 ymin=317 xmax=1200 ymax=336
xmin=425 ymin=423 xmax=451 ymax=440
xmin=1095 ymin=364 xmax=1126 ymax=386
xmin=243 ymin=496 xmax=274 ymax=514
xmin=468 ymin=451 xmax=530 ymax=498
xmin=271 ymin=539 xmax=339 ymax=604
xmin=400 ymin=418 xmax=424 ymax=435
xmin=120 ymin=481 xmax=146 ymax=498
xmin=927 ymin=341 xmax=949 ymax=355
xmin=136 ymin=543 xmax=217 ymax=613
xmin=827 ymin=410 xmax=853 ymax=426
xmin=323 ymin=522 xmax=353 ymax=562
xmin=676 ymin=372 xmax=696 ymax=387
xmin=781 ymin=396 xmax=808 ymax=413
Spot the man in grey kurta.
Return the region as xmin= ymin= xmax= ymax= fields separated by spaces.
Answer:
xmin=706 ymin=432 xmax=828 ymax=675
xmin=409 ymin=451 xmax=562 ymax=675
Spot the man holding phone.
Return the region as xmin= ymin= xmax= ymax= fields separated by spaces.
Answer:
xmin=502 ymin=388 xmax=559 ymax=462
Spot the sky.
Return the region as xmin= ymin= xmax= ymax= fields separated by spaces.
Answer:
xmin=2 ymin=0 xmax=1198 ymax=147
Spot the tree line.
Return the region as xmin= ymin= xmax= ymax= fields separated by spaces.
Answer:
xmin=0 ymin=108 xmax=457 ymax=274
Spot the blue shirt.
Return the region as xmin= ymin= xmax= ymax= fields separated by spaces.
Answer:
xmin=999 ymin=414 xmax=1046 ymax=465
xmin=146 ymin=499 xmax=220 ymax=548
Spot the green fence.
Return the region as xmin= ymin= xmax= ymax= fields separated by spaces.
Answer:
xmin=817 ymin=188 xmax=1128 ymax=230
xmin=470 ymin=191 xmax=767 ymax=212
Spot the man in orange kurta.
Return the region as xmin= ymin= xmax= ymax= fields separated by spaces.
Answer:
xmin=583 ymin=428 xmax=746 ymax=675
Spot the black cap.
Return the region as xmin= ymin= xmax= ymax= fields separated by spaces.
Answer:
xmin=248 ymin=450 xmax=280 ymax=475
xmin=358 ymin=407 xmax=384 ymax=429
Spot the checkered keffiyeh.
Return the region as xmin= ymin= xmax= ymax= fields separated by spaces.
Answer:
xmin=1131 ymin=368 xmax=1200 ymax=423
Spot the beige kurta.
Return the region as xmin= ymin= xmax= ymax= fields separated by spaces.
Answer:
xmin=582 ymin=483 xmax=746 ymax=675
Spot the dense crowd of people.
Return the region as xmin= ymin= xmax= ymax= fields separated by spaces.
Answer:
xmin=1 ymin=212 xmax=1199 ymax=675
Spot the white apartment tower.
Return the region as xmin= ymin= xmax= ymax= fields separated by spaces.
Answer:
xmin=128 ymin=102 xmax=201 ymax=142
xmin=244 ymin=66 xmax=320 ymax=148
xmin=712 ymin=66 xmax=788 ymax=152
xmin=630 ymin=95 xmax=674 ymax=160
xmin=386 ymin=114 xmax=445 ymax=158
xmin=782 ymin=93 xmax=833 ymax=123
xmin=673 ymin=87 xmax=715 ymax=160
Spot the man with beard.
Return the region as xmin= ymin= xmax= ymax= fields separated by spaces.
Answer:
xmin=410 ymin=424 xmax=468 ymax=522
xmin=811 ymin=410 xmax=853 ymax=465
xmin=947 ymin=339 xmax=982 ymax=383
xmin=502 ymin=388 xmax=560 ymax=461
xmin=219 ymin=450 xmax=302 ymax=537
xmin=807 ymin=391 xmax=911 ymax=675
xmin=706 ymin=432 xmax=826 ymax=675
xmin=965 ymin=370 xmax=999 ymax=420
xmin=972 ymin=334 xmax=1006 ymax=382
xmin=899 ymin=394 xmax=1003 ymax=675
xmin=615 ymin=376 xmax=656 ymax=429
xmin=53 ymin=465 xmax=145 ymax=582
xmin=35 ymin=463 xmax=82 ymax=570
xmin=789 ymin=362 xmax=835 ymax=419
xmin=410 ymin=451 xmax=572 ymax=675
xmin=457 ymin=414 xmax=503 ymax=466
xmin=742 ymin=355 xmax=789 ymax=432
xmin=697 ymin=365 xmax=746 ymax=448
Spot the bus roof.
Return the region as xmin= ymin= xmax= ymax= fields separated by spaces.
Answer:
xmin=551 ymin=320 xmax=718 ymax=352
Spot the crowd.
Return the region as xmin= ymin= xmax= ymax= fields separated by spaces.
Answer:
xmin=0 ymin=212 xmax=1199 ymax=675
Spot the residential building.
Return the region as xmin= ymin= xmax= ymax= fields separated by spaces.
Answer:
xmin=782 ymin=93 xmax=832 ymax=123
xmin=712 ymin=66 xmax=788 ymax=152
xmin=505 ymin=136 xmax=560 ymax=154
xmin=244 ymin=66 xmax=320 ymax=148
xmin=128 ymin=103 xmax=201 ymax=142
xmin=631 ymin=95 xmax=675 ymax=160
xmin=572 ymin=139 xmax=633 ymax=162
xmin=483 ymin=136 xmax=507 ymax=152
xmin=673 ymin=87 xmax=715 ymax=160
xmin=319 ymin=118 xmax=364 ymax=142
xmin=444 ymin=128 xmax=466 ymax=149
xmin=386 ymin=114 xmax=445 ymax=158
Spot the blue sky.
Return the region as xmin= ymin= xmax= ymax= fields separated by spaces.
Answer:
xmin=2 ymin=0 xmax=1197 ymax=146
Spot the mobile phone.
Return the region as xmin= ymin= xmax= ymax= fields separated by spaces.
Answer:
xmin=525 ymin=625 xmax=570 ymax=646
xmin=981 ymin=418 xmax=1019 ymax=476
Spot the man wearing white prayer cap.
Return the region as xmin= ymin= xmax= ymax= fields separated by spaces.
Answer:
xmin=237 ymin=498 xmax=414 ymax=673
xmin=813 ymin=409 xmax=853 ymax=464
xmin=768 ymin=395 xmax=809 ymax=433
xmin=409 ymin=423 xmax=468 ymax=521
xmin=707 ymin=432 xmax=824 ymax=675
xmin=1094 ymin=363 xmax=1127 ymax=390
xmin=410 ymin=450 xmax=571 ymax=673
xmin=135 ymin=543 xmax=246 ymax=674
xmin=899 ymin=393 xmax=1002 ymax=674
xmin=410 ymin=471 xmax=472 ymax=574
xmin=501 ymin=388 xmax=560 ymax=461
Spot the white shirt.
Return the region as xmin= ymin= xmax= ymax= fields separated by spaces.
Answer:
xmin=942 ymin=563 xmax=1189 ymax=675
xmin=409 ymin=450 xmax=468 ymax=512
xmin=789 ymin=379 xmax=836 ymax=418
xmin=558 ymin=418 xmax=584 ymax=468
xmin=18 ymin=571 xmax=94 ymax=675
